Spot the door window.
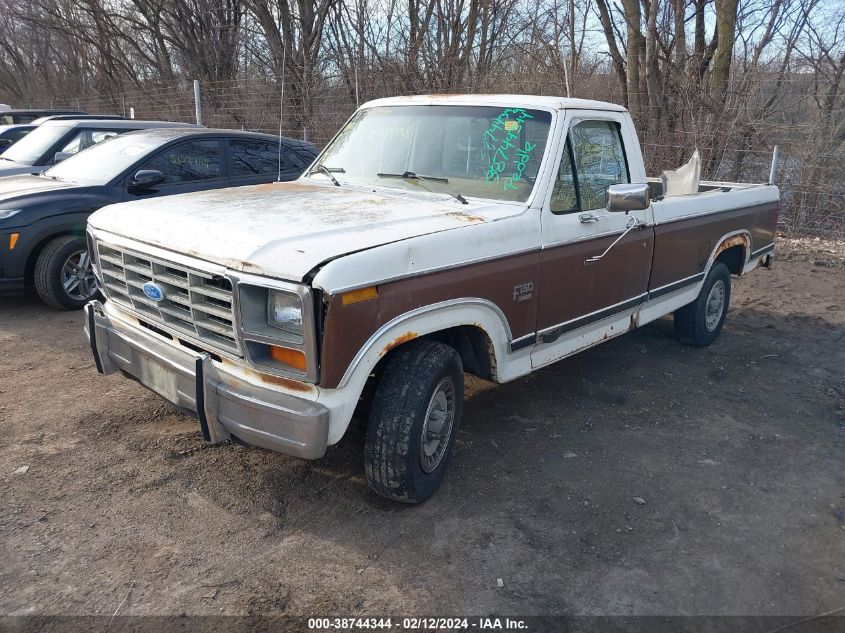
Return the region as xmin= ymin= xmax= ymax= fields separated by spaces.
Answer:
xmin=230 ymin=139 xmax=282 ymax=176
xmin=59 ymin=129 xmax=120 ymax=155
xmin=284 ymin=148 xmax=307 ymax=172
xmin=141 ymin=140 xmax=222 ymax=184
xmin=550 ymin=120 xmax=629 ymax=213
xmin=550 ymin=139 xmax=578 ymax=214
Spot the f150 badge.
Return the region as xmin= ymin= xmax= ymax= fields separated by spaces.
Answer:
xmin=142 ymin=282 xmax=165 ymax=302
xmin=513 ymin=282 xmax=534 ymax=302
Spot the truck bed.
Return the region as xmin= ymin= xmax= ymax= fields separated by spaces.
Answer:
xmin=646 ymin=179 xmax=779 ymax=293
xmin=647 ymin=178 xmax=774 ymax=201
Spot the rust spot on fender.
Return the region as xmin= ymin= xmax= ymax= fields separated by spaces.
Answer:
xmin=244 ymin=368 xmax=315 ymax=393
xmin=715 ymin=234 xmax=749 ymax=256
xmin=380 ymin=331 xmax=418 ymax=356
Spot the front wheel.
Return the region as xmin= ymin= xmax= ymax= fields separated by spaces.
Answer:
xmin=364 ymin=339 xmax=464 ymax=503
xmin=673 ymin=261 xmax=731 ymax=347
xmin=34 ymin=236 xmax=99 ymax=310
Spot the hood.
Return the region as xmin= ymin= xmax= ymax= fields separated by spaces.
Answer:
xmin=0 ymin=174 xmax=82 ymax=202
xmin=0 ymin=160 xmax=40 ymax=177
xmin=89 ymin=180 xmax=520 ymax=282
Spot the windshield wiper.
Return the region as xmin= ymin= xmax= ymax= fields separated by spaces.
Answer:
xmin=307 ymin=164 xmax=344 ymax=186
xmin=377 ymin=171 xmax=448 ymax=184
xmin=377 ymin=171 xmax=467 ymax=204
xmin=317 ymin=164 xmax=341 ymax=186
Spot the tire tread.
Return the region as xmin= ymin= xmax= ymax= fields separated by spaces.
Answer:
xmin=365 ymin=339 xmax=463 ymax=503
xmin=673 ymin=261 xmax=731 ymax=347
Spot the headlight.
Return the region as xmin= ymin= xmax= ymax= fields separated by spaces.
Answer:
xmin=0 ymin=209 xmax=22 ymax=220
xmin=236 ymin=277 xmax=318 ymax=382
xmin=267 ymin=290 xmax=303 ymax=337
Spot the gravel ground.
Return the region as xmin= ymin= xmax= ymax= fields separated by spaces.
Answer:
xmin=1 ymin=237 xmax=843 ymax=620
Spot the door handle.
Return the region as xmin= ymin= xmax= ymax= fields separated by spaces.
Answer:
xmin=579 ymin=212 xmax=600 ymax=223
xmin=585 ymin=216 xmax=647 ymax=265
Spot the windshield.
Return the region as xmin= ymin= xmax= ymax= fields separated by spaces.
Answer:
xmin=44 ymin=133 xmax=166 ymax=185
xmin=310 ymin=105 xmax=553 ymax=202
xmin=1 ymin=124 xmax=72 ymax=165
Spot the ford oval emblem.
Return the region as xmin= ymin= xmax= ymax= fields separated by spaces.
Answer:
xmin=142 ymin=281 xmax=165 ymax=302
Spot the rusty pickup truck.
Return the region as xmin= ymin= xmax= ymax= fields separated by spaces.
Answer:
xmin=84 ymin=95 xmax=778 ymax=502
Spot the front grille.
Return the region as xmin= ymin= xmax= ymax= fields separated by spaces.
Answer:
xmin=96 ymin=242 xmax=239 ymax=355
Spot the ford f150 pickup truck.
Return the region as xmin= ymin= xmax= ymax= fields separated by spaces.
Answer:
xmin=84 ymin=95 xmax=778 ymax=503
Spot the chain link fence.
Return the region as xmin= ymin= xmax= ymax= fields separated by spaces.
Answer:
xmin=47 ymin=72 xmax=844 ymax=239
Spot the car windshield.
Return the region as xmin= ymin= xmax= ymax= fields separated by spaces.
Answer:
xmin=44 ymin=133 xmax=166 ymax=185
xmin=1 ymin=124 xmax=72 ymax=165
xmin=309 ymin=105 xmax=553 ymax=202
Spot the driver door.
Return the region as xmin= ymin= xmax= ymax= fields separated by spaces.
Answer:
xmin=532 ymin=111 xmax=654 ymax=368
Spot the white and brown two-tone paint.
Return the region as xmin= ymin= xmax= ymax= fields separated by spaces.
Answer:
xmin=85 ymin=94 xmax=779 ymax=457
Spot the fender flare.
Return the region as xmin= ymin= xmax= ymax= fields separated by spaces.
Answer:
xmin=705 ymin=230 xmax=751 ymax=276
xmin=336 ymin=297 xmax=513 ymax=391
xmin=317 ymin=298 xmax=514 ymax=444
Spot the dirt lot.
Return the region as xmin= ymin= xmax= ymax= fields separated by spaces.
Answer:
xmin=1 ymin=237 xmax=843 ymax=619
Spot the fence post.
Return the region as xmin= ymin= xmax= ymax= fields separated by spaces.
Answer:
xmin=354 ymin=59 xmax=360 ymax=108
xmin=193 ymin=79 xmax=203 ymax=126
xmin=768 ymin=145 xmax=779 ymax=185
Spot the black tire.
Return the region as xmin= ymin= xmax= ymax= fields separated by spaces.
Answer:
xmin=364 ymin=339 xmax=464 ymax=503
xmin=34 ymin=236 xmax=99 ymax=310
xmin=674 ymin=261 xmax=731 ymax=347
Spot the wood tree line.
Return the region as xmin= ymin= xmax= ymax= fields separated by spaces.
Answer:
xmin=0 ymin=0 xmax=842 ymax=235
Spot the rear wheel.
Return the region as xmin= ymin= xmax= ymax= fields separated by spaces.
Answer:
xmin=673 ymin=261 xmax=731 ymax=347
xmin=364 ymin=339 xmax=464 ymax=503
xmin=34 ymin=236 xmax=99 ymax=310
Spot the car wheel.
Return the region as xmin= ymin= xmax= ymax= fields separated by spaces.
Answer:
xmin=364 ymin=339 xmax=464 ymax=503
xmin=673 ymin=261 xmax=731 ymax=347
xmin=34 ymin=236 xmax=99 ymax=310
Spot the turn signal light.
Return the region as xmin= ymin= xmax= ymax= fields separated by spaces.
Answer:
xmin=342 ymin=286 xmax=378 ymax=305
xmin=9 ymin=233 xmax=19 ymax=250
xmin=269 ymin=345 xmax=307 ymax=372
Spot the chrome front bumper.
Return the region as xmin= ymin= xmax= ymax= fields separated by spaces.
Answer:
xmin=84 ymin=300 xmax=329 ymax=459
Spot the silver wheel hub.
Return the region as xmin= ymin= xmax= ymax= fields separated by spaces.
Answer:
xmin=705 ymin=279 xmax=725 ymax=332
xmin=61 ymin=249 xmax=98 ymax=301
xmin=420 ymin=377 xmax=456 ymax=474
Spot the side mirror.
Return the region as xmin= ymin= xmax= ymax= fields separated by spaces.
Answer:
xmin=52 ymin=151 xmax=73 ymax=164
xmin=607 ymin=183 xmax=651 ymax=212
xmin=129 ymin=169 xmax=165 ymax=189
